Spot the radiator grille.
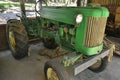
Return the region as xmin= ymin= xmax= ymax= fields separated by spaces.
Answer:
xmin=85 ymin=17 xmax=107 ymax=47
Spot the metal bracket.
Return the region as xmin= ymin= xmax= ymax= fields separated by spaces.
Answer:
xmin=73 ymin=49 xmax=110 ymax=75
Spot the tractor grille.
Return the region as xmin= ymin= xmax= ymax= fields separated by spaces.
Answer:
xmin=85 ymin=17 xmax=107 ymax=47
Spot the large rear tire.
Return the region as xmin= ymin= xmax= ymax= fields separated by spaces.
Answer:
xmin=6 ymin=19 xmax=29 ymax=59
xmin=44 ymin=59 xmax=72 ymax=80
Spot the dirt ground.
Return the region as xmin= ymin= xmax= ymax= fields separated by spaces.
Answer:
xmin=0 ymin=42 xmax=120 ymax=80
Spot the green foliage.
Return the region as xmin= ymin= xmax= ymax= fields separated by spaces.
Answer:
xmin=0 ymin=3 xmax=19 ymax=8
xmin=0 ymin=1 xmax=34 ymax=9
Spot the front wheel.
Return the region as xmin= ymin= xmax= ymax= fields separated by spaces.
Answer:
xmin=6 ymin=19 xmax=29 ymax=59
xmin=44 ymin=60 xmax=72 ymax=80
xmin=88 ymin=57 xmax=108 ymax=73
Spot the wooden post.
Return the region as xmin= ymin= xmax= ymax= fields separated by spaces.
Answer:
xmin=19 ymin=0 xmax=26 ymax=17
xmin=77 ymin=0 xmax=81 ymax=6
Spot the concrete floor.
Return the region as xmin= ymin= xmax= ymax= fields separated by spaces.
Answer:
xmin=0 ymin=42 xmax=120 ymax=80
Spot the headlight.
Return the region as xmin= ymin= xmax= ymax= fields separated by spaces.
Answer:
xmin=76 ymin=14 xmax=83 ymax=24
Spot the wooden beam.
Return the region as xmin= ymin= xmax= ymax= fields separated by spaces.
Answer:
xmin=77 ymin=0 xmax=81 ymax=6
xmin=19 ymin=0 xmax=26 ymax=17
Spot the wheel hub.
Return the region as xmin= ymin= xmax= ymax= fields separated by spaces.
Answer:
xmin=9 ymin=28 xmax=16 ymax=51
xmin=47 ymin=68 xmax=59 ymax=80
xmin=90 ymin=60 xmax=102 ymax=69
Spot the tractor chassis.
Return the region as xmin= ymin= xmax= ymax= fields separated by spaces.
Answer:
xmin=50 ymin=48 xmax=110 ymax=77
xmin=73 ymin=49 xmax=110 ymax=75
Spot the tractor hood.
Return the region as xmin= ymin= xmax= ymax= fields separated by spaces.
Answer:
xmin=40 ymin=6 xmax=109 ymax=25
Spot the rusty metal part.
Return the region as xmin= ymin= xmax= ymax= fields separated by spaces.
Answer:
xmin=103 ymin=37 xmax=117 ymax=61
xmin=105 ymin=37 xmax=120 ymax=56
xmin=108 ymin=44 xmax=115 ymax=62
xmin=39 ymin=47 xmax=67 ymax=58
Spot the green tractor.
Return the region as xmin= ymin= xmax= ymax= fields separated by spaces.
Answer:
xmin=6 ymin=0 xmax=111 ymax=80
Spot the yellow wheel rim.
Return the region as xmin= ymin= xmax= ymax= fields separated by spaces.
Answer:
xmin=47 ymin=68 xmax=59 ymax=80
xmin=90 ymin=60 xmax=102 ymax=69
xmin=9 ymin=28 xmax=16 ymax=51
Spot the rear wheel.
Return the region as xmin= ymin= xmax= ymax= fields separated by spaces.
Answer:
xmin=6 ymin=19 xmax=29 ymax=59
xmin=44 ymin=60 xmax=71 ymax=80
xmin=88 ymin=57 xmax=108 ymax=73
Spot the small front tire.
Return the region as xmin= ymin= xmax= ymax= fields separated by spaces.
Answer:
xmin=44 ymin=59 xmax=71 ymax=80
xmin=88 ymin=57 xmax=108 ymax=73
